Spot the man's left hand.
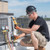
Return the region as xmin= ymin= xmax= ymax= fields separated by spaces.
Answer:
xmin=14 ymin=24 xmax=20 ymax=30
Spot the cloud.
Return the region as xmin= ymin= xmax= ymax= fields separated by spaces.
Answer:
xmin=8 ymin=0 xmax=50 ymax=7
xmin=7 ymin=0 xmax=50 ymax=17
xmin=38 ymin=11 xmax=50 ymax=17
xmin=8 ymin=0 xmax=29 ymax=7
xmin=9 ymin=9 xmax=25 ymax=13
xmin=35 ymin=0 xmax=50 ymax=3
xmin=8 ymin=9 xmax=26 ymax=17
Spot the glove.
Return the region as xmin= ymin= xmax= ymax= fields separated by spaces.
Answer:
xmin=11 ymin=35 xmax=20 ymax=40
xmin=14 ymin=24 xmax=20 ymax=30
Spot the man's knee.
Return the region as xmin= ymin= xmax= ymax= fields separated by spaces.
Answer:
xmin=31 ymin=31 xmax=38 ymax=44
xmin=31 ymin=31 xmax=37 ymax=39
xmin=31 ymin=31 xmax=35 ymax=36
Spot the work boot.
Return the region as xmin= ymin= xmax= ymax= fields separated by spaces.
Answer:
xmin=38 ymin=47 xmax=45 ymax=50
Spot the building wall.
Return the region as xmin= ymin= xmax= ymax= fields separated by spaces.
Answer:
xmin=0 ymin=1 xmax=8 ymax=13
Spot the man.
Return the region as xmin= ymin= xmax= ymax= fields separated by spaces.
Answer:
xmin=11 ymin=6 xmax=49 ymax=50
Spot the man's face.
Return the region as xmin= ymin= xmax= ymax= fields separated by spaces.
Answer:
xmin=27 ymin=12 xmax=35 ymax=19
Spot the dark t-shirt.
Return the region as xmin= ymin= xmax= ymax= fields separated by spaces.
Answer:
xmin=29 ymin=16 xmax=49 ymax=41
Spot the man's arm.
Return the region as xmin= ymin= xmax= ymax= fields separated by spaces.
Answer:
xmin=11 ymin=25 xmax=40 ymax=40
xmin=15 ymin=25 xmax=40 ymax=34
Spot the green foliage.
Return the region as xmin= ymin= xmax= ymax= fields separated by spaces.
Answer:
xmin=44 ymin=18 xmax=50 ymax=21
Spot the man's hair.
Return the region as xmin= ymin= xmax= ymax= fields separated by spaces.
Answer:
xmin=26 ymin=5 xmax=37 ymax=14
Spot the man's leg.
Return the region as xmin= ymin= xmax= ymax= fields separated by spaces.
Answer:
xmin=31 ymin=32 xmax=38 ymax=50
xmin=31 ymin=31 xmax=47 ymax=50
xmin=20 ymin=31 xmax=46 ymax=50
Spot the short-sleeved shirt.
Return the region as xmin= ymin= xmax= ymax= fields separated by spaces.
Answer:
xmin=29 ymin=16 xmax=49 ymax=41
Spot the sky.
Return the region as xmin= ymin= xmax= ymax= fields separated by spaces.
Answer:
xmin=6 ymin=0 xmax=50 ymax=18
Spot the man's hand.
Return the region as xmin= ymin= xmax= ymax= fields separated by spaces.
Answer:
xmin=14 ymin=24 xmax=20 ymax=30
xmin=11 ymin=35 xmax=20 ymax=40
